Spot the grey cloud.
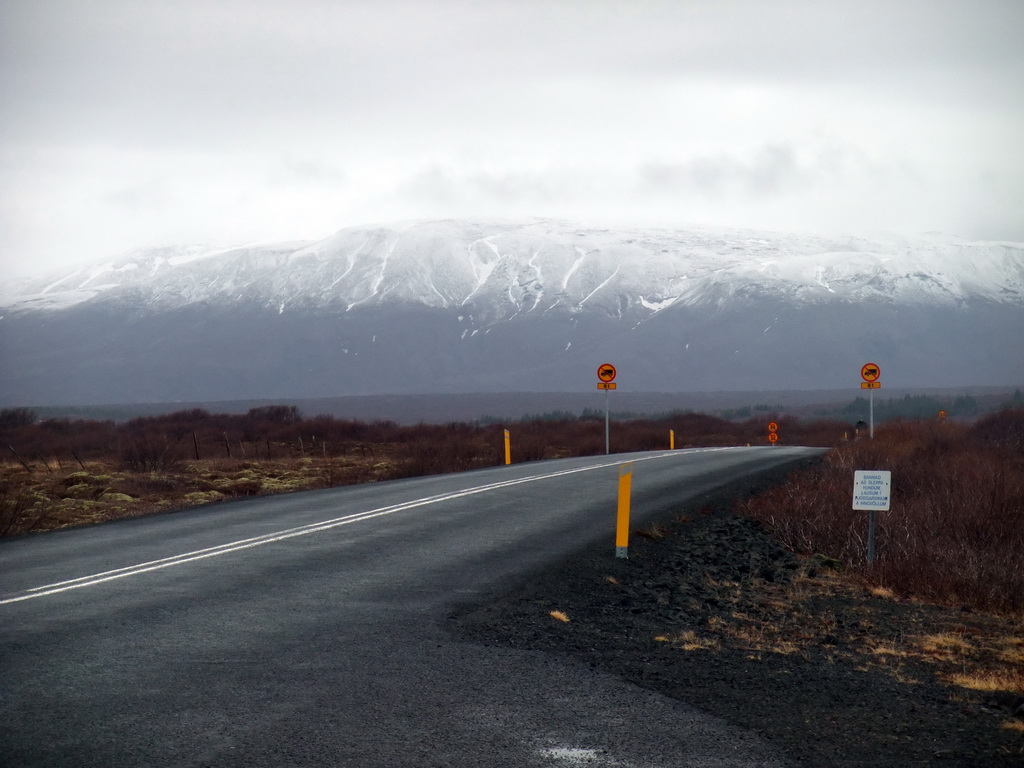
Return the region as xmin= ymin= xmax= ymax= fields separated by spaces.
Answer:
xmin=388 ymin=163 xmax=662 ymax=227
xmin=398 ymin=165 xmax=573 ymax=210
xmin=7 ymin=0 xmax=1021 ymax=150
xmin=105 ymin=181 xmax=172 ymax=212
xmin=638 ymin=142 xmax=895 ymax=200
xmin=2 ymin=0 xmax=1023 ymax=279
xmin=399 ymin=166 xmax=462 ymax=208
xmin=392 ymin=166 xmax=510 ymax=216
xmin=270 ymin=158 xmax=347 ymax=185
xmin=638 ymin=146 xmax=809 ymax=199
xmin=588 ymin=1 xmax=1024 ymax=103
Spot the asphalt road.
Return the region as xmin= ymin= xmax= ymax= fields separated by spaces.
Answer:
xmin=1 ymin=446 xmax=821 ymax=767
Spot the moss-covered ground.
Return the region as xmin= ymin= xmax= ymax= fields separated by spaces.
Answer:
xmin=0 ymin=455 xmax=397 ymax=535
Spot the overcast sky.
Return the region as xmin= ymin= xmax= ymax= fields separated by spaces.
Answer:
xmin=2 ymin=0 xmax=1022 ymax=278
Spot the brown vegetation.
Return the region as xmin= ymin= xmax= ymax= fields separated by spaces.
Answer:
xmin=738 ymin=409 xmax=1024 ymax=616
xmin=0 ymin=406 xmax=849 ymax=537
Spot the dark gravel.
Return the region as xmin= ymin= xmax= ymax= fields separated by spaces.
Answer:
xmin=450 ymin=467 xmax=1024 ymax=767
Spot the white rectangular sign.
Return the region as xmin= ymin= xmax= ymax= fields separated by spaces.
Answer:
xmin=853 ymin=470 xmax=892 ymax=511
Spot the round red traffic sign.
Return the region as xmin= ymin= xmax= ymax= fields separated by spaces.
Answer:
xmin=597 ymin=363 xmax=617 ymax=382
xmin=767 ymin=432 xmax=779 ymax=443
xmin=861 ymin=363 xmax=881 ymax=382
xmin=767 ymin=421 xmax=779 ymax=433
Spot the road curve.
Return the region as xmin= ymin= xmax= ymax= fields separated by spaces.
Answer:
xmin=1 ymin=446 xmax=821 ymax=767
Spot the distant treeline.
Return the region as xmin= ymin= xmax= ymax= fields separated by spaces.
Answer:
xmin=4 ymin=396 xmax=1023 ymax=478
xmin=2 ymin=405 xmax=853 ymax=472
xmin=483 ymin=390 xmax=1023 ymax=424
xmin=824 ymin=390 xmax=1023 ymax=423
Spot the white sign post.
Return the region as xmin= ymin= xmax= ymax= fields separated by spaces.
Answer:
xmin=853 ymin=470 xmax=891 ymax=566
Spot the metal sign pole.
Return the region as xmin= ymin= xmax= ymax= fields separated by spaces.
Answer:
xmin=596 ymin=363 xmax=616 ymax=456
xmin=604 ymin=388 xmax=610 ymax=455
xmin=867 ymin=509 xmax=876 ymax=565
xmin=860 ymin=363 xmax=880 ymax=439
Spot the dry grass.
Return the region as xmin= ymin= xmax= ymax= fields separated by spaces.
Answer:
xmin=549 ymin=610 xmax=571 ymax=623
xmin=870 ymin=641 xmax=907 ymax=658
xmin=729 ymin=625 xmax=801 ymax=656
xmin=998 ymin=638 xmax=1024 ymax=666
xmin=948 ymin=669 xmax=1024 ymax=694
xmin=915 ymin=632 xmax=973 ymax=659
xmin=655 ymin=630 xmax=719 ymax=651
xmin=0 ymin=454 xmax=389 ymax=535
xmin=868 ymin=585 xmax=897 ymax=600
xmin=634 ymin=522 xmax=670 ymax=540
xmin=738 ymin=411 xmax=1024 ymax=616
xmin=656 ymin=562 xmax=1024 ymax=735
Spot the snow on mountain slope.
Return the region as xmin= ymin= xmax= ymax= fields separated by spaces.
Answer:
xmin=2 ymin=219 xmax=1022 ymax=405
xmin=4 ymin=220 xmax=1022 ymax=319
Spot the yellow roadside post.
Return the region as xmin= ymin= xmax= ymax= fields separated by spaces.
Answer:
xmin=670 ymin=429 xmax=675 ymax=450
xmin=504 ymin=429 xmax=511 ymax=465
xmin=616 ymin=462 xmax=633 ymax=558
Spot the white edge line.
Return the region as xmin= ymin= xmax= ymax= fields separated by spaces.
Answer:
xmin=1 ymin=449 xmax=733 ymax=605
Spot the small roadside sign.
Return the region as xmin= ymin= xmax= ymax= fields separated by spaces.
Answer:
xmin=938 ymin=410 xmax=947 ymax=420
xmin=767 ymin=421 xmax=779 ymax=433
xmin=860 ymin=382 xmax=881 ymax=389
xmin=597 ymin=364 xmax=617 ymax=455
xmin=861 ymin=363 xmax=881 ymax=382
xmin=767 ymin=432 xmax=779 ymax=444
xmin=853 ymin=470 xmax=891 ymax=511
xmin=854 ymin=470 xmax=891 ymax=566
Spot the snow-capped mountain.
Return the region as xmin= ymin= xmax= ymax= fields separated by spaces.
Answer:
xmin=6 ymin=219 xmax=1022 ymax=313
xmin=1 ymin=219 xmax=1022 ymax=406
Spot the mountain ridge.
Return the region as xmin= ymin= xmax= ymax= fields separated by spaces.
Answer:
xmin=4 ymin=219 xmax=1022 ymax=315
xmin=1 ymin=219 xmax=1022 ymax=406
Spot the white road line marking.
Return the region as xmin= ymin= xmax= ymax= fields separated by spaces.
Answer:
xmin=2 ymin=449 xmax=731 ymax=604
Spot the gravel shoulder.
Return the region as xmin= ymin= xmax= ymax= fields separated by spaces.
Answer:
xmin=449 ymin=465 xmax=1024 ymax=767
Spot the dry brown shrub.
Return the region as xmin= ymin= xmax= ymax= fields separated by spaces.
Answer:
xmin=738 ymin=414 xmax=1024 ymax=615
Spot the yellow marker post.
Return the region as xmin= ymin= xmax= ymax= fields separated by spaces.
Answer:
xmin=504 ymin=429 xmax=511 ymax=465
xmin=669 ymin=429 xmax=675 ymax=450
xmin=616 ymin=462 xmax=633 ymax=558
